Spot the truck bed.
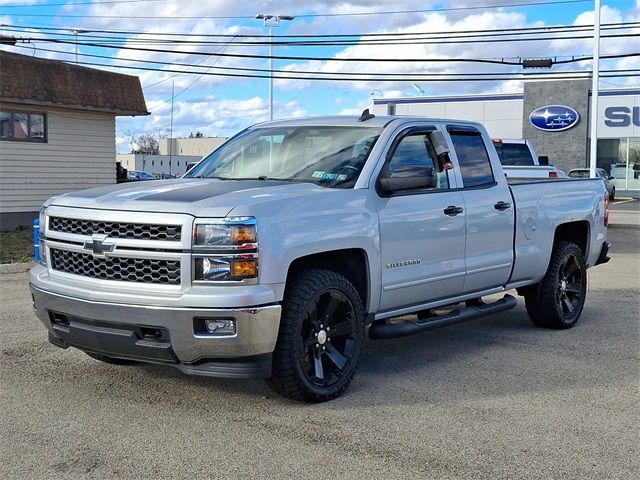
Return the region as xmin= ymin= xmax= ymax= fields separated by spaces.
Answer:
xmin=507 ymin=177 xmax=607 ymax=287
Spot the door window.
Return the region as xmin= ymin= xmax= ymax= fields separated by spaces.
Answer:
xmin=450 ymin=132 xmax=495 ymax=188
xmin=386 ymin=133 xmax=449 ymax=190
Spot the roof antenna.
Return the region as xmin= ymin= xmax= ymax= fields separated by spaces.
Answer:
xmin=358 ymin=108 xmax=375 ymax=122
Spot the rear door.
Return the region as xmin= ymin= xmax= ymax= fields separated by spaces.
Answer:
xmin=448 ymin=126 xmax=515 ymax=294
xmin=376 ymin=128 xmax=466 ymax=311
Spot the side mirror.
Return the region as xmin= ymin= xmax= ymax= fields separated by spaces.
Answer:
xmin=538 ymin=155 xmax=549 ymax=166
xmin=379 ymin=166 xmax=437 ymax=193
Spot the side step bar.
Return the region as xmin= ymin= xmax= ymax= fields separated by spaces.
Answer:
xmin=369 ymin=294 xmax=517 ymax=340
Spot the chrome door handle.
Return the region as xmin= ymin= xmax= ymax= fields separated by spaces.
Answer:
xmin=444 ymin=205 xmax=464 ymax=216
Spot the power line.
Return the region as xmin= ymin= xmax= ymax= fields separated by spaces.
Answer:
xmin=16 ymin=37 xmax=640 ymax=65
xmin=11 ymin=30 xmax=640 ymax=47
xmin=8 ymin=46 xmax=639 ymax=82
xmin=148 ymin=36 xmax=237 ymax=110
xmin=15 ymin=44 xmax=640 ymax=79
xmin=1 ymin=0 xmax=168 ymax=7
xmin=4 ymin=20 xmax=637 ymax=39
xmin=2 ymin=0 xmax=593 ymax=19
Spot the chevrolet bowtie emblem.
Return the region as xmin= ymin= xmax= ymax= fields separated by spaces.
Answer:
xmin=83 ymin=234 xmax=115 ymax=257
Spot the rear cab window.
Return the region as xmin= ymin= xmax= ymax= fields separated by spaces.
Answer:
xmin=449 ymin=129 xmax=496 ymax=188
xmin=493 ymin=142 xmax=534 ymax=166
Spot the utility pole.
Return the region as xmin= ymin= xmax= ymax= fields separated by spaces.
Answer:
xmin=255 ymin=14 xmax=295 ymax=121
xmin=589 ymin=0 xmax=601 ymax=178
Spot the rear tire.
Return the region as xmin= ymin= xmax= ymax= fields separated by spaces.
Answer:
xmin=523 ymin=241 xmax=587 ymax=329
xmin=610 ymin=188 xmax=615 ymax=201
xmin=85 ymin=352 xmax=140 ymax=365
xmin=267 ymin=269 xmax=365 ymax=402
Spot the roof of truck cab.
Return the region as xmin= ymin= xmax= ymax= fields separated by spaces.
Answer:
xmin=249 ymin=115 xmax=482 ymax=129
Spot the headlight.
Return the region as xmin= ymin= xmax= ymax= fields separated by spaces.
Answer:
xmin=38 ymin=207 xmax=46 ymax=232
xmin=194 ymin=256 xmax=257 ymax=281
xmin=193 ymin=217 xmax=256 ymax=248
xmin=192 ymin=218 xmax=258 ymax=282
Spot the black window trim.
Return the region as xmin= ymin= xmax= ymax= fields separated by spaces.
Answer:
xmin=376 ymin=126 xmax=456 ymax=198
xmin=0 ymin=109 xmax=48 ymax=143
xmin=447 ymin=125 xmax=497 ymax=190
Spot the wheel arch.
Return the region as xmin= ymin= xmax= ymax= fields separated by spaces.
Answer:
xmin=285 ymin=248 xmax=371 ymax=315
xmin=553 ymin=220 xmax=590 ymax=258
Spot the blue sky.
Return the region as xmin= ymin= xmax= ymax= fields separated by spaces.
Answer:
xmin=1 ymin=0 xmax=639 ymax=151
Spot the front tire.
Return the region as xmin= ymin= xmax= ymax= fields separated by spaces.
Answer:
xmin=523 ymin=241 xmax=587 ymax=329
xmin=267 ymin=269 xmax=365 ymax=402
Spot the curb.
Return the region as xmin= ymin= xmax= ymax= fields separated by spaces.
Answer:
xmin=608 ymin=223 xmax=640 ymax=230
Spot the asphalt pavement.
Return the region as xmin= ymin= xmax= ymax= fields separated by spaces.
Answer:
xmin=1 ymin=204 xmax=638 ymax=479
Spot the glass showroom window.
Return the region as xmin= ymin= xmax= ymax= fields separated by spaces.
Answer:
xmin=597 ymin=138 xmax=640 ymax=191
xmin=0 ymin=111 xmax=46 ymax=142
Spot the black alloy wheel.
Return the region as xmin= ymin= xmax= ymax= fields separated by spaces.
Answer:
xmin=298 ymin=289 xmax=359 ymax=388
xmin=556 ymin=252 xmax=584 ymax=318
xmin=268 ymin=269 xmax=365 ymax=402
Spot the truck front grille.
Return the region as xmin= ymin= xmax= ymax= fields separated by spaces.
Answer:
xmin=49 ymin=217 xmax=182 ymax=241
xmin=50 ymin=249 xmax=181 ymax=285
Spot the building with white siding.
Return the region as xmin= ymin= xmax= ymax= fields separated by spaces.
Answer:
xmin=0 ymin=51 xmax=148 ymax=230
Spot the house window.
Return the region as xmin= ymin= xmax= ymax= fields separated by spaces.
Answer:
xmin=0 ymin=111 xmax=47 ymax=142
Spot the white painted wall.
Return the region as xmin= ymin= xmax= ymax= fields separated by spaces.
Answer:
xmin=159 ymin=137 xmax=228 ymax=157
xmin=0 ymin=104 xmax=116 ymax=214
xmin=372 ymin=97 xmax=524 ymax=138
xmin=116 ymin=153 xmax=202 ymax=177
xmin=596 ymin=93 xmax=640 ymax=139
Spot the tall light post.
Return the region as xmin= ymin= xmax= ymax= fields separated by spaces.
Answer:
xmin=70 ymin=28 xmax=87 ymax=63
xmin=255 ymin=14 xmax=295 ymax=121
xmin=589 ymin=0 xmax=601 ymax=178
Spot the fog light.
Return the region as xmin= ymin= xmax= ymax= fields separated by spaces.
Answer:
xmin=204 ymin=319 xmax=236 ymax=335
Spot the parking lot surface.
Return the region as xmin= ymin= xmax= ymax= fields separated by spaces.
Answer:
xmin=1 ymin=203 xmax=638 ymax=479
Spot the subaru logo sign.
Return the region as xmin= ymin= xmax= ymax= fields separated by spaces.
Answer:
xmin=529 ymin=105 xmax=580 ymax=132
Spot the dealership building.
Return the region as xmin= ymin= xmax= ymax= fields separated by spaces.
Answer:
xmin=372 ymin=80 xmax=640 ymax=193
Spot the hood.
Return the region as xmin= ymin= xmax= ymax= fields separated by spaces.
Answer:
xmin=48 ymin=178 xmax=336 ymax=217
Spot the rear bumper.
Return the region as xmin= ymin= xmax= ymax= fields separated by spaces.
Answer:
xmin=595 ymin=240 xmax=611 ymax=265
xmin=31 ymin=284 xmax=281 ymax=378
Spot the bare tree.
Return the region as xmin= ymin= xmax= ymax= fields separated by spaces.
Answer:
xmin=124 ymin=128 xmax=168 ymax=154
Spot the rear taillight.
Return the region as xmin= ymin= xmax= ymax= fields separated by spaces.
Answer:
xmin=604 ymin=192 xmax=610 ymax=227
xmin=549 ymin=171 xmax=558 ymax=179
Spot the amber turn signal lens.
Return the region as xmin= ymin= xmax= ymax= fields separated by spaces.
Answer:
xmin=231 ymin=260 xmax=257 ymax=278
xmin=231 ymin=226 xmax=256 ymax=243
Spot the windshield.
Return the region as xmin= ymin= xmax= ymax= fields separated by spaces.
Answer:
xmin=493 ymin=143 xmax=534 ymax=166
xmin=568 ymin=170 xmax=589 ymax=178
xmin=185 ymin=126 xmax=382 ymax=188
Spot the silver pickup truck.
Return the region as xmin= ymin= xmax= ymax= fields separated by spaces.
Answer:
xmin=30 ymin=113 xmax=611 ymax=402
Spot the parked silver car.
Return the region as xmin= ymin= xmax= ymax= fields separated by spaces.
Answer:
xmin=568 ymin=168 xmax=615 ymax=200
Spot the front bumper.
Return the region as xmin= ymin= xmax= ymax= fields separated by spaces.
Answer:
xmin=31 ymin=284 xmax=281 ymax=378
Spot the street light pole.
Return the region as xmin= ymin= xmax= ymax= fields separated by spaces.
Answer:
xmin=71 ymin=29 xmax=87 ymax=63
xmin=589 ymin=0 xmax=601 ymax=178
xmin=255 ymin=14 xmax=295 ymax=121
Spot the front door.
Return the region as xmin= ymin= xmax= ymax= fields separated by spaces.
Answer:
xmin=376 ymin=130 xmax=467 ymax=312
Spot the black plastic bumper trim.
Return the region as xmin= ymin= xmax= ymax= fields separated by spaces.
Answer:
xmin=595 ymin=241 xmax=611 ymax=265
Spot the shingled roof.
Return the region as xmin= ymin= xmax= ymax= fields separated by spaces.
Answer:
xmin=0 ymin=51 xmax=149 ymax=116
